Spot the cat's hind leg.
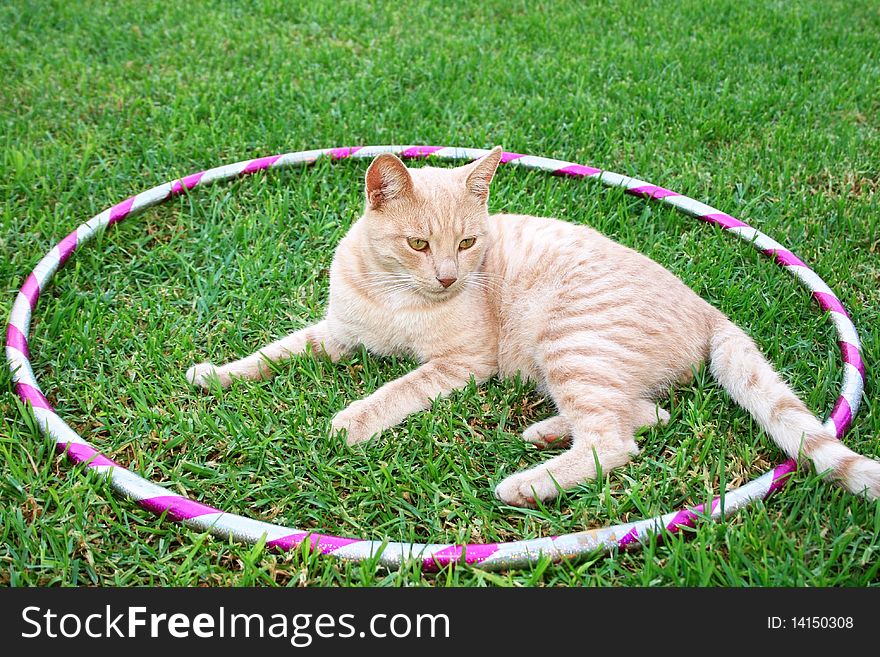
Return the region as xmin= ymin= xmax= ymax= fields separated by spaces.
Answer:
xmin=521 ymin=415 xmax=571 ymax=448
xmin=495 ymin=398 xmax=637 ymax=507
xmin=632 ymin=399 xmax=670 ymax=430
xmin=496 ymin=358 xmax=641 ymax=507
xmin=495 ymin=435 xmax=635 ymax=507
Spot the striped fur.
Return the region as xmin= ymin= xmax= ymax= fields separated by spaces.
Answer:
xmin=709 ymin=323 xmax=879 ymax=498
xmin=187 ymin=148 xmax=879 ymax=506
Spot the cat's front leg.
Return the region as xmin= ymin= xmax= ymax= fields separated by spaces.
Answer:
xmin=331 ymin=356 xmax=495 ymax=445
xmin=187 ymin=319 xmax=348 ymax=388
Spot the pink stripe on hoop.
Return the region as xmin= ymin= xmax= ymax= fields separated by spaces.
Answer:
xmin=329 ymin=146 xmax=364 ymax=160
xmin=15 ymin=382 xmax=53 ymax=410
xmin=840 ymin=342 xmax=866 ymax=379
xmin=304 ymin=534 xmax=360 ymax=554
xmin=500 ymin=151 xmax=526 ymax=163
xmin=266 ymin=532 xmax=358 ymax=554
xmin=666 ymin=498 xmax=726 ymax=533
xmin=59 ymin=442 xmax=118 ymax=468
xmin=108 ymin=196 xmax=136 ymax=225
xmin=762 ymin=248 xmax=807 ymax=268
xmin=139 ymin=496 xmax=222 ymax=521
xmin=6 ymin=324 xmax=29 ymax=358
xmin=266 ymin=532 xmax=307 ymax=551
xmin=766 ymin=460 xmax=797 ymax=496
xmin=57 ymin=229 xmax=78 ymax=266
xmin=813 ymin=291 xmax=849 ymax=317
xmin=170 ymin=171 xmax=205 ymax=196
xmin=20 ymin=273 xmax=40 ymax=309
xmin=700 ymin=213 xmax=749 ymax=230
xmin=666 ymin=506 xmax=701 ymax=532
xmin=617 ymin=527 xmax=640 ymax=547
xmin=400 ymin=146 xmax=443 ymax=158
xmin=828 ymin=397 xmax=853 ymax=438
xmin=626 ymin=185 xmax=679 ymax=200
xmin=242 ymin=154 xmax=282 ymax=174
xmin=554 ymin=164 xmax=602 ymax=177
xmin=425 ymin=543 xmax=500 ymax=568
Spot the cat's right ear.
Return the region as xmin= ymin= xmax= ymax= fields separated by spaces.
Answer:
xmin=365 ymin=153 xmax=414 ymax=211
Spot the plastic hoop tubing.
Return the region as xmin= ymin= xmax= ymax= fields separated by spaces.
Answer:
xmin=5 ymin=145 xmax=866 ymax=571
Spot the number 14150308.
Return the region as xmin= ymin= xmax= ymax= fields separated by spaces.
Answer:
xmin=768 ymin=617 xmax=853 ymax=630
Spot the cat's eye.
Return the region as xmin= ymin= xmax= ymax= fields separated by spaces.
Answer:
xmin=407 ymin=238 xmax=429 ymax=251
xmin=459 ymin=237 xmax=476 ymax=250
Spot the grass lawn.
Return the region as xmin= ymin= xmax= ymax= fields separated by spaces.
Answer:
xmin=2 ymin=0 xmax=878 ymax=586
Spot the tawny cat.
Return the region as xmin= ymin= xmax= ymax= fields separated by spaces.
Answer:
xmin=187 ymin=147 xmax=879 ymax=506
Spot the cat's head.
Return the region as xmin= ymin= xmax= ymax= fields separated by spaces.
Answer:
xmin=360 ymin=147 xmax=503 ymax=300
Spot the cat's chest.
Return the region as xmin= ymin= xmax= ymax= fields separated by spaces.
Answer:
xmin=367 ymin=308 xmax=442 ymax=358
xmin=332 ymin=288 xmax=478 ymax=362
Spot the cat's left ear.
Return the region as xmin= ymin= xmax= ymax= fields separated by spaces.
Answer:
xmin=462 ymin=146 xmax=503 ymax=201
xmin=365 ymin=153 xmax=414 ymax=211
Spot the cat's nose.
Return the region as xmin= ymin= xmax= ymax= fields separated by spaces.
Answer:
xmin=437 ymin=276 xmax=457 ymax=289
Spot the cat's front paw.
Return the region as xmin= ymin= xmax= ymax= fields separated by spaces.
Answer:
xmin=186 ymin=362 xmax=226 ymax=389
xmin=495 ymin=468 xmax=561 ymax=507
xmin=331 ymin=401 xmax=380 ymax=446
xmin=655 ymin=407 xmax=671 ymax=425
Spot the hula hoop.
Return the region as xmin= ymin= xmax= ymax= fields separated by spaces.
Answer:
xmin=5 ymin=145 xmax=866 ymax=571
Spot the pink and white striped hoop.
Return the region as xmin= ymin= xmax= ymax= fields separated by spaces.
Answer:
xmin=5 ymin=145 xmax=866 ymax=571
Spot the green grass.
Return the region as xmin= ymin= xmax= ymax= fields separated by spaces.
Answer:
xmin=2 ymin=0 xmax=879 ymax=587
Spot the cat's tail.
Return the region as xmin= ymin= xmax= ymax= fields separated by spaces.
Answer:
xmin=709 ymin=318 xmax=879 ymax=500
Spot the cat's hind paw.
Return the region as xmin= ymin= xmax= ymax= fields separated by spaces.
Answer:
xmin=522 ymin=415 xmax=571 ymax=448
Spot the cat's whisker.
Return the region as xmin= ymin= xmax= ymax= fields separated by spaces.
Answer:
xmin=464 ymin=273 xmax=504 ymax=293
xmin=361 ymin=285 xmax=416 ymax=299
xmin=467 ymin=275 xmax=503 ymax=287
xmin=363 ymin=272 xmax=414 ymax=281
xmin=360 ymin=279 xmax=413 ymax=289
xmin=361 ymin=280 xmax=418 ymax=301
xmin=468 ymin=272 xmax=504 ymax=283
xmin=358 ymin=274 xmax=416 ymax=289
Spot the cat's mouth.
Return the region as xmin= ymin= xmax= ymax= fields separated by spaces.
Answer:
xmin=419 ymin=282 xmax=462 ymax=299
